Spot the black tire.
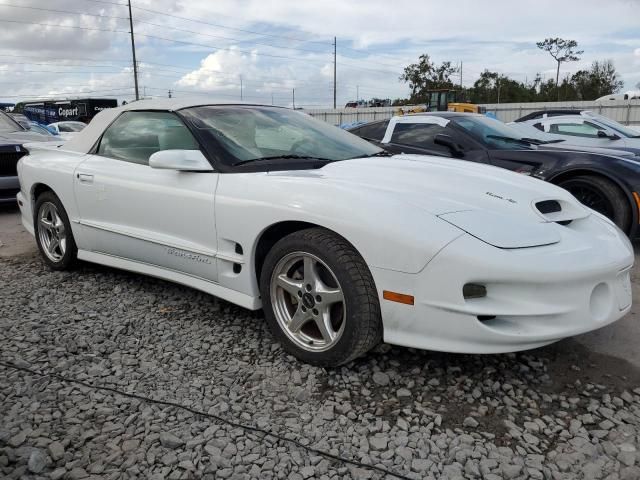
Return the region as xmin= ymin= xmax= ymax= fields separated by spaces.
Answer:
xmin=34 ymin=191 xmax=78 ymax=270
xmin=558 ymin=175 xmax=631 ymax=231
xmin=259 ymin=228 xmax=382 ymax=367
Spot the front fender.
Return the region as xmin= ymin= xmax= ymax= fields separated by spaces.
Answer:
xmin=216 ymin=172 xmax=464 ymax=276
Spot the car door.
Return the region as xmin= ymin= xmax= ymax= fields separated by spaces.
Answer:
xmin=382 ymin=121 xmax=454 ymax=156
xmin=73 ymin=110 xmax=220 ymax=283
xmin=380 ymin=119 xmax=488 ymax=162
xmin=539 ymin=119 xmax=621 ymax=148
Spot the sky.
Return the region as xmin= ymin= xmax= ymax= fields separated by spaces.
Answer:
xmin=0 ymin=0 xmax=639 ymax=108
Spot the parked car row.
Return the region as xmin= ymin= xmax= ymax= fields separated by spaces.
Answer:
xmin=15 ymin=100 xmax=633 ymax=367
xmin=0 ymin=110 xmax=63 ymax=204
xmin=0 ymin=111 xmax=87 ymax=204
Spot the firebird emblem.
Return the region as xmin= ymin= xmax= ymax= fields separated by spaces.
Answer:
xmin=486 ymin=192 xmax=517 ymax=204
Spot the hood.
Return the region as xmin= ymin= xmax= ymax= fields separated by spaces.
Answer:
xmin=0 ymin=130 xmax=59 ymax=144
xmin=539 ymin=143 xmax=638 ymax=158
xmin=273 ymin=154 xmax=590 ymax=248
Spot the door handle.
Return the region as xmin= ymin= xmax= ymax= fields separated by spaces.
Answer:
xmin=77 ymin=173 xmax=94 ymax=184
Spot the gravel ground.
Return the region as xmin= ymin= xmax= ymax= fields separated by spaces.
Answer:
xmin=2 ymin=253 xmax=640 ymax=480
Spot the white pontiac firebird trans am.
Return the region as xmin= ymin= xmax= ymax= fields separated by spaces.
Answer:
xmin=16 ymin=99 xmax=634 ymax=366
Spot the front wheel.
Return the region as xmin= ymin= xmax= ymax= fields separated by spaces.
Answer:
xmin=559 ymin=175 xmax=631 ymax=232
xmin=259 ymin=228 xmax=382 ymax=367
xmin=34 ymin=191 xmax=77 ymax=270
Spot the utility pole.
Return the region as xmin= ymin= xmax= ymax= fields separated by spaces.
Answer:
xmin=240 ymin=75 xmax=243 ymax=101
xmin=127 ymin=0 xmax=139 ymax=101
xmin=271 ymin=93 xmax=274 ymax=105
xmin=356 ymin=85 xmax=359 ymax=102
xmin=292 ymin=88 xmax=295 ymax=109
xmin=333 ymin=37 xmax=337 ymax=109
xmin=459 ymin=61 xmax=463 ymax=89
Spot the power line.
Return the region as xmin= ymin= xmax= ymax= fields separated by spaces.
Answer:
xmin=0 ymin=87 xmax=134 ymax=99
xmin=0 ymin=2 xmax=129 ymax=20
xmin=76 ymin=0 xmax=128 ymax=6
xmin=135 ymin=32 xmax=333 ymax=66
xmin=0 ymin=360 xmax=413 ymax=480
xmin=0 ymin=2 xmax=329 ymax=56
xmin=133 ymin=20 xmax=329 ymax=55
xmin=76 ymin=0 xmax=331 ymax=46
xmin=0 ymin=19 xmax=336 ymax=70
xmin=130 ymin=4 xmax=331 ymax=46
xmin=5 ymin=69 xmax=127 ymax=74
xmin=0 ymin=20 xmax=402 ymax=76
xmin=0 ymin=53 xmax=131 ymax=64
xmin=0 ymin=18 xmax=128 ymax=33
xmin=0 ymin=61 xmax=132 ymax=69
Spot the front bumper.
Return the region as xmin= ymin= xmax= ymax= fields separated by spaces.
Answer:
xmin=0 ymin=176 xmax=19 ymax=204
xmin=373 ymin=215 xmax=634 ymax=353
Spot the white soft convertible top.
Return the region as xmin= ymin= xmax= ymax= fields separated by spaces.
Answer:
xmin=62 ymin=98 xmax=267 ymax=153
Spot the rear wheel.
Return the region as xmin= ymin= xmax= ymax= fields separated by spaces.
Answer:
xmin=260 ymin=228 xmax=382 ymax=367
xmin=558 ymin=175 xmax=631 ymax=231
xmin=34 ymin=191 xmax=77 ymax=270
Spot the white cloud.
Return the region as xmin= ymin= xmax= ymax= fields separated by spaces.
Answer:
xmin=1 ymin=0 xmax=639 ymax=105
xmin=176 ymin=48 xmax=258 ymax=90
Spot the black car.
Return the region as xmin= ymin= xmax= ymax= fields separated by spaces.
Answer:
xmin=0 ymin=111 xmax=57 ymax=204
xmin=348 ymin=112 xmax=640 ymax=237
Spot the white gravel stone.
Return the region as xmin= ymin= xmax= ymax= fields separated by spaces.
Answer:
xmin=463 ymin=417 xmax=479 ymax=428
xmin=159 ymin=432 xmax=184 ymax=449
xmin=372 ymin=371 xmax=390 ymax=386
xmin=1 ymin=257 xmax=639 ymax=480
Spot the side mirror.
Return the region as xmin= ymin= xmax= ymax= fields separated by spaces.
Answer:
xmin=434 ymin=134 xmax=465 ymax=157
xmin=149 ymin=150 xmax=213 ymax=171
xmin=597 ymin=130 xmax=620 ymax=140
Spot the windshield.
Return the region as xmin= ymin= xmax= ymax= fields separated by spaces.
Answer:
xmin=0 ymin=111 xmax=23 ymax=133
xmin=28 ymin=124 xmax=53 ymax=136
xmin=452 ymin=115 xmax=536 ymax=149
xmin=181 ymin=105 xmax=383 ymax=166
xmin=58 ymin=122 xmax=86 ymax=132
xmin=587 ymin=113 xmax=640 ymax=138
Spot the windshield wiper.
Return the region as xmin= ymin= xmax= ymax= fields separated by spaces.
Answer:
xmin=486 ymin=135 xmax=534 ymax=146
xmin=520 ymin=137 xmax=565 ymax=145
xmin=351 ymin=150 xmax=394 ymax=159
xmin=233 ymin=155 xmax=333 ymax=166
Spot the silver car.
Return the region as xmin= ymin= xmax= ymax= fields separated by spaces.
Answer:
xmin=509 ymin=110 xmax=640 ymax=152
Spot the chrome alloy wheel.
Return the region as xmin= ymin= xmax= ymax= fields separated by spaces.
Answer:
xmin=270 ymin=252 xmax=346 ymax=352
xmin=38 ymin=202 xmax=67 ymax=262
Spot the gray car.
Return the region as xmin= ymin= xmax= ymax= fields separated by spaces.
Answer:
xmin=0 ymin=111 xmax=58 ymax=204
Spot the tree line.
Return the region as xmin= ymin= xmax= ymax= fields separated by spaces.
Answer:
xmin=392 ymin=37 xmax=626 ymax=106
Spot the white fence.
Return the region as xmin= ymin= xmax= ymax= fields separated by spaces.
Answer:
xmin=304 ymin=107 xmax=396 ymax=125
xmin=305 ymin=100 xmax=640 ymax=127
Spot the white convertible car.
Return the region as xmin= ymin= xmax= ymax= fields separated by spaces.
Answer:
xmin=17 ymin=100 xmax=633 ymax=366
